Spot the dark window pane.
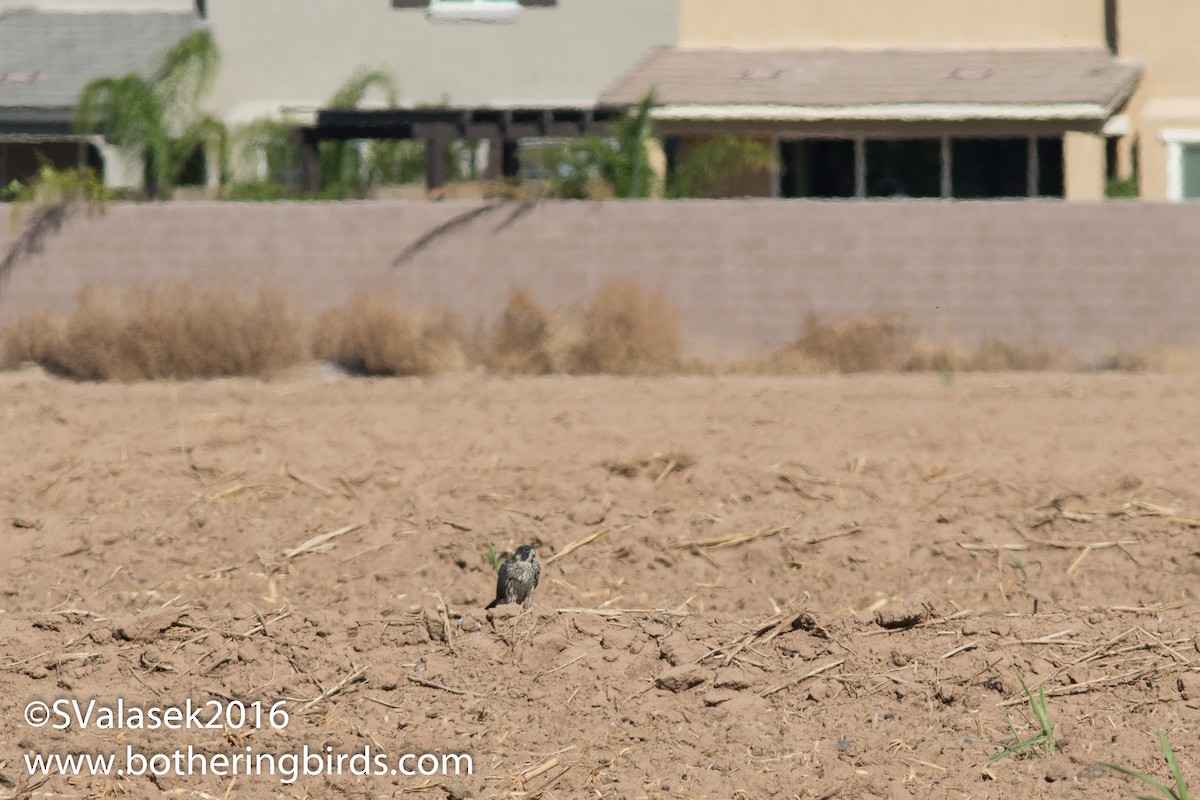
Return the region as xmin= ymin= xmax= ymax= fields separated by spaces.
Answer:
xmin=1037 ymin=137 xmax=1064 ymax=197
xmin=779 ymin=138 xmax=856 ymax=198
xmin=951 ymin=138 xmax=1028 ymax=198
xmin=865 ymin=139 xmax=941 ymax=198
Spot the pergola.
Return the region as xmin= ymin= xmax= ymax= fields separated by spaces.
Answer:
xmin=294 ymin=106 xmax=620 ymax=192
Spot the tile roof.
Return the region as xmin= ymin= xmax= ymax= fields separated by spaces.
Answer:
xmin=599 ymin=47 xmax=1143 ymax=120
xmin=0 ymin=9 xmax=200 ymax=117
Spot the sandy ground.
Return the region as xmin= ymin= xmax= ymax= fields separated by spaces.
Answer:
xmin=1 ymin=367 xmax=1198 ymax=799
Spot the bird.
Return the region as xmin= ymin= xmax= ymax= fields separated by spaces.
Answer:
xmin=485 ymin=545 xmax=541 ymax=610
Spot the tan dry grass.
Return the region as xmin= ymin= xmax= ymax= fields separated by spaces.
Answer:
xmin=970 ymin=337 xmax=1061 ymax=372
xmin=759 ymin=313 xmax=917 ymax=374
xmin=2 ymin=283 xmax=302 ymax=381
xmin=0 ymin=308 xmax=65 ymax=368
xmin=485 ymin=290 xmax=557 ymax=375
xmin=567 ymin=279 xmax=681 ymax=375
xmin=748 ymin=314 xmax=1076 ymax=375
xmin=312 ymin=291 xmax=472 ymax=376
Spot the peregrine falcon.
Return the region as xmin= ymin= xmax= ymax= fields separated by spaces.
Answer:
xmin=485 ymin=545 xmax=541 ymax=610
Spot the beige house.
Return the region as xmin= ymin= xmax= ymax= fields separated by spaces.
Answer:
xmin=602 ymin=0 xmax=1197 ymax=201
xmin=1119 ymin=0 xmax=1200 ymax=200
xmin=204 ymin=0 xmax=676 ymax=123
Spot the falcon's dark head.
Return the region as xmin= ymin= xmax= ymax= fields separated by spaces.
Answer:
xmin=513 ymin=545 xmax=537 ymax=562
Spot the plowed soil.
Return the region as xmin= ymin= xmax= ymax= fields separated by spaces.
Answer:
xmin=2 ymin=367 xmax=1198 ymax=799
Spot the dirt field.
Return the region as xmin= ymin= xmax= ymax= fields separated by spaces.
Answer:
xmin=1 ymin=367 xmax=1198 ymax=799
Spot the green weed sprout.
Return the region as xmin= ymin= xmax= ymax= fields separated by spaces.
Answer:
xmin=1101 ymin=731 xmax=1190 ymax=800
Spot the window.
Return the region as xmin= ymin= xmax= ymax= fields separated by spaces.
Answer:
xmin=779 ymin=139 xmax=856 ymax=198
xmin=1162 ymin=131 xmax=1200 ymax=200
xmin=777 ymin=136 xmax=1063 ymax=199
xmin=391 ymin=0 xmax=555 ymax=18
xmin=865 ymin=139 xmax=941 ymax=198
xmin=430 ymin=0 xmax=519 ymax=21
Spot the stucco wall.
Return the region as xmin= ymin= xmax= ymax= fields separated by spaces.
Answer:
xmin=204 ymin=0 xmax=677 ymax=122
xmin=2 ymin=199 xmax=1199 ymax=361
xmin=1119 ymin=0 xmax=1200 ymax=200
xmin=678 ymin=0 xmax=1104 ymax=50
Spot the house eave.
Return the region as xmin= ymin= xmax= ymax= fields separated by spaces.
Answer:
xmin=650 ymin=102 xmax=1116 ymax=124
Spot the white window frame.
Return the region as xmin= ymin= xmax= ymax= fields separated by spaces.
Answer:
xmin=1161 ymin=129 xmax=1200 ymax=201
xmin=428 ymin=0 xmax=520 ymax=22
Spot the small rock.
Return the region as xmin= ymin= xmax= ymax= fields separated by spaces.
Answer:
xmin=90 ymin=628 xmax=113 ymax=645
xmin=458 ymin=614 xmax=483 ymax=633
xmin=656 ymin=664 xmax=707 ymax=693
xmin=11 ymin=517 xmax=42 ymax=530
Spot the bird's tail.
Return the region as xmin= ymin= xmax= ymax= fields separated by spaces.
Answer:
xmin=484 ymin=598 xmax=498 ymax=610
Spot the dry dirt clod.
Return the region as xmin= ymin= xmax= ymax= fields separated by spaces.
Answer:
xmin=656 ymin=664 xmax=707 ymax=692
xmin=659 ymin=633 xmax=706 ymax=666
xmin=1044 ymin=762 xmax=1071 ymax=783
xmin=713 ymin=667 xmax=756 ymax=690
xmin=443 ymin=779 xmax=473 ymax=799
xmin=423 ymin=608 xmax=446 ymax=642
xmin=703 ymin=690 xmax=737 ymax=706
xmin=572 ymin=614 xmax=606 ymax=637
xmin=113 ymin=607 xmax=182 ymax=642
xmin=568 ymin=498 xmax=608 ymax=526
xmin=486 ymin=605 xmax=522 ymax=625
xmin=873 ymin=589 xmax=934 ymax=629
xmin=807 ymin=679 xmax=835 ymax=702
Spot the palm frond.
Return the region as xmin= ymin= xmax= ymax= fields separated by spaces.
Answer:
xmin=320 ymin=69 xmax=401 ymax=194
xmin=327 ymin=67 xmax=399 ymax=109
xmin=155 ymin=29 xmax=220 ymax=118
xmin=668 ymin=136 xmax=777 ymax=199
